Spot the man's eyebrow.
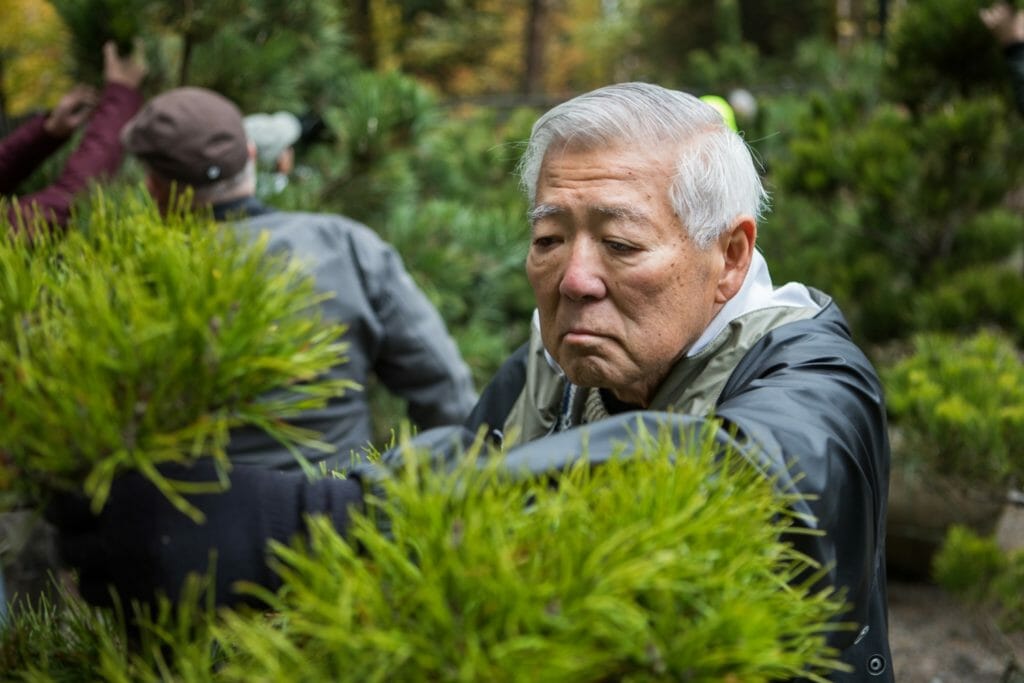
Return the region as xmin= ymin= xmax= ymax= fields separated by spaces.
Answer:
xmin=528 ymin=203 xmax=650 ymax=223
xmin=528 ymin=204 xmax=563 ymax=223
xmin=592 ymin=204 xmax=648 ymax=222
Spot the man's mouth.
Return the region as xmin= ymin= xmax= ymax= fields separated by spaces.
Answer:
xmin=562 ymin=328 xmax=605 ymax=344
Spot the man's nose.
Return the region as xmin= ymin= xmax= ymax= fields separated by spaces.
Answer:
xmin=558 ymin=240 xmax=606 ymax=301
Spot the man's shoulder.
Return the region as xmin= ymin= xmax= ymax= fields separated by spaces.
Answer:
xmin=233 ymin=210 xmax=402 ymax=281
xmin=728 ymin=293 xmax=879 ymax=390
xmin=756 ymin=291 xmax=852 ymax=347
xmin=238 ymin=210 xmax=389 ymax=252
xmin=243 ymin=210 xmax=377 ymax=236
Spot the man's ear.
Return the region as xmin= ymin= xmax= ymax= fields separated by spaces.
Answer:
xmin=144 ymin=171 xmax=171 ymax=210
xmin=247 ymin=141 xmax=258 ymax=161
xmin=715 ymin=215 xmax=757 ymax=304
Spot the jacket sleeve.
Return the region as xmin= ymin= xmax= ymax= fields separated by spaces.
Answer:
xmin=6 ymin=82 xmax=143 ymax=234
xmin=713 ymin=314 xmax=889 ymax=652
xmin=366 ymin=243 xmax=479 ymax=429
xmin=0 ymin=114 xmax=66 ymax=194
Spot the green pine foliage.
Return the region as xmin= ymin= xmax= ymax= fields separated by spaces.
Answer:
xmin=912 ymin=263 xmax=1024 ymax=345
xmin=160 ymin=0 xmax=355 ymax=112
xmin=882 ymin=330 xmax=1024 ymax=489
xmin=381 ymin=199 xmax=533 ymax=384
xmin=0 ymin=191 xmax=354 ymax=516
xmin=0 ymin=423 xmax=849 ymax=681
xmin=884 ymin=0 xmax=1009 ymax=110
xmin=765 ymin=85 xmax=1024 ymax=345
xmin=933 ymin=525 xmax=1007 ymax=597
xmin=0 ymin=583 xmax=126 ymax=682
xmin=49 ymin=0 xmax=146 ymax=83
xmin=934 ymin=525 xmax=1024 ymax=633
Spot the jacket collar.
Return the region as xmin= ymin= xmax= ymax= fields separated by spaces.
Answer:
xmin=212 ymin=195 xmax=274 ymax=222
xmin=686 ymin=250 xmax=820 ymax=358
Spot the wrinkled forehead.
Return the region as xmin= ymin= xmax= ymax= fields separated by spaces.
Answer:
xmin=534 ymin=136 xmax=687 ymax=209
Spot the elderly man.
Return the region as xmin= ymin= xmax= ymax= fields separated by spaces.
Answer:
xmin=56 ymin=83 xmax=892 ymax=681
xmin=117 ymin=86 xmax=478 ymax=469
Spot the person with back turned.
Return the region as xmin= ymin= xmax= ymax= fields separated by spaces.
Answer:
xmin=116 ymin=86 xmax=478 ymax=470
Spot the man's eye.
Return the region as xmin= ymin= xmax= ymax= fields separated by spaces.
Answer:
xmin=532 ymin=236 xmax=559 ymax=248
xmin=605 ymin=240 xmax=637 ymax=253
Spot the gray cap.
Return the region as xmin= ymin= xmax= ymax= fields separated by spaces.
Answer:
xmin=244 ymin=111 xmax=302 ymax=166
xmin=121 ymin=87 xmax=249 ymax=186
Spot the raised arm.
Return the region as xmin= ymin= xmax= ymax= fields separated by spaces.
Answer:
xmin=7 ymin=42 xmax=145 ymax=234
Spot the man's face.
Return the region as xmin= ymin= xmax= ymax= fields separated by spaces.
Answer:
xmin=526 ymin=143 xmax=730 ymax=407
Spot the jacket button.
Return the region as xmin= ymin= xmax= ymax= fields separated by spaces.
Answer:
xmin=867 ymin=654 xmax=887 ymax=676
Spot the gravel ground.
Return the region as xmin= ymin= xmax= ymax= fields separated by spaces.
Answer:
xmin=888 ymin=579 xmax=1023 ymax=683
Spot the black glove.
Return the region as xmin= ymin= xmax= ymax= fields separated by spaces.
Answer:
xmin=49 ymin=459 xmax=364 ymax=608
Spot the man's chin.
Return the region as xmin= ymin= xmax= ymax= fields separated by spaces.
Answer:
xmin=561 ymin=357 xmax=617 ymax=391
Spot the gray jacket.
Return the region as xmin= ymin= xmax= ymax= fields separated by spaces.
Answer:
xmin=220 ymin=199 xmax=477 ymax=469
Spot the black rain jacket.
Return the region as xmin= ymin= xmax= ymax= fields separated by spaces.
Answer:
xmin=466 ymin=297 xmax=894 ymax=682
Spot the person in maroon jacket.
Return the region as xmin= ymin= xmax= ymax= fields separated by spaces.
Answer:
xmin=0 ymin=41 xmax=145 ymax=236
xmin=0 ymin=39 xmax=145 ymax=630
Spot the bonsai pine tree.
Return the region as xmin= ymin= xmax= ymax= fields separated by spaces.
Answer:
xmin=0 ymin=190 xmax=354 ymax=517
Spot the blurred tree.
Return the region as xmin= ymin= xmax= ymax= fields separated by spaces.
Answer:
xmin=522 ymin=0 xmax=550 ymax=94
xmin=762 ymin=1 xmax=1024 ymax=346
xmin=884 ymin=0 xmax=1007 ymax=111
xmin=738 ymin=0 xmax=834 ymax=57
xmin=0 ymin=0 xmax=71 ymax=129
xmin=47 ymin=0 xmax=356 ymax=114
xmin=400 ymin=0 xmax=523 ymax=95
xmin=48 ymin=0 xmax=145 ymax=83
xmin=156 ymin=0 xmax=356 ymax=113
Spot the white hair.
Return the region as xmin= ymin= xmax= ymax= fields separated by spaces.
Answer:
xmin=517 ymin=82 xmax=768 ymax=249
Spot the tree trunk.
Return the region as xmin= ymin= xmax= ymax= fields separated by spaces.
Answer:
xmin=179 ymin=30 xmax=194 ymax=86
xmin=350 ymin=0 xmax=377 ymax=68
xmin=522 ymin=0 xmax=549 ymax=96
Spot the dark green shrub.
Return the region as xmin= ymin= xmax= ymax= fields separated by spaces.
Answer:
xmin=882 ymin=330 xmax=1024 ymax=489
xmin=416 ymin=105 xmax=536 ymax=209
xmin=912 ymin=265 xmax=1024 ymax=344
xmin=884 ymin=0 xmax=1008 ymax=110
xmin=49 ymin=0 xmax=145 ymax=82
xmin=934 ymin=525 xmax=1024 ymax=633
xmin=764 ymin=90 xmax=1024 ymax=345
xmin=324 ymin=70 xmax=438 ymax=165
xmin=684 ymin=42 xmax=761 ymax=95
xmin=933 ymin=524 xmax=1007 ymax=597
xmin=992 ymin=548 xmax=1024 ymax=632
xmin=308 ymin=70 xmax=437 ymax=225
